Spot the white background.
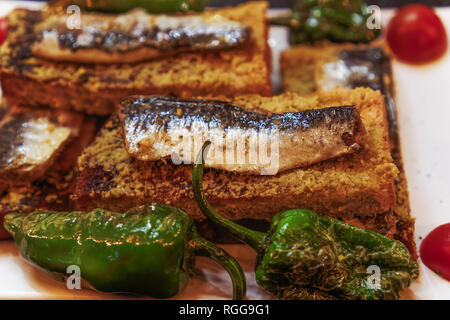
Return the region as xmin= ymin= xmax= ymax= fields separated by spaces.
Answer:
xmin=0 ymin=2 xmax=449 ymax=299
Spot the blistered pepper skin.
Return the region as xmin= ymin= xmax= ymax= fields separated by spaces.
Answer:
xmin=271 ymin=0 xmax=380 ymax=44
xmin=193 ymin=141 xmax=418 ymax=300
xmin=5 ymin=205 xmax=192 ymax=297
xmin=256 ymin=209 xmax=418 ymax=300
xmin=4 ymin=204 xmax=246 ymax=299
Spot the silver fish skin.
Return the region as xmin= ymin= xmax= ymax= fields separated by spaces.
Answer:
xmin=119 ymin=96 xmax=366 ymax=175
xmin=318 ymin=48 xmax=388 ymax=92
xmin=31 ymin=9 xmax=251 ymax=64
xmin=0 ymin=108 xmax=83 ymax=186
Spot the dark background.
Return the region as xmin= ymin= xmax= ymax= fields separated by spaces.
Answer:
xmin=26 ymin=1 xmax=450 ymax=7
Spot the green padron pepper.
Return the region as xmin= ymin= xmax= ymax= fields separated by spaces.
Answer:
xmin=67 ymin=0 xmax=210 ymax=13
xmin=271 ymin=0 xmax=380 ymax=44
xmin=192 ymin=142 xmax=419 ymax=300
xmin=3 ymin=204 xmax=245 ymax=299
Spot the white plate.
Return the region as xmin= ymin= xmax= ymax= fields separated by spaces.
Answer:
xmin=0 ymin=2 xmax=449 ymax=300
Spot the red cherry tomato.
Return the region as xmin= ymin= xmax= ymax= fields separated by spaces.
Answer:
xmin=387 ymin=4 xmax=448 ymax=64
xmin=0 ymin=17 xmax=6 ymax=45
xmin=420 ymin=223 xmax=450 ymax=281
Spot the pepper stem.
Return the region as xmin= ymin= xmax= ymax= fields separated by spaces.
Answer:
xmin=191 ymin=232 xmax=246 ymax=300
xmin=192 ymin=141 xmax=266 ymax=252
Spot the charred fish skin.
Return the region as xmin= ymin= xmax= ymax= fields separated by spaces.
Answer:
xmin=319 ymin=48 xmax=388 ymax=92
xmin=318 ymin=47 xmax=400 ymax=159
xmin=337 ymin=48 xmax=399 ymax=153
xmin=120 ymin=96 xmax=362 ymax=133
xmin=32 ymin=9 xmax=251 ymax=63
xmin=119 ymin=96 xmax=366 ymax=175
xmin=338 ymin=48 xmax=388 ymax=91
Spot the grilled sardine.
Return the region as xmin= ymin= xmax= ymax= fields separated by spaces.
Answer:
xmin=317 ymin=48 xmax=387 ymax=92
xmin=119 ymin=96 xmax=366 ymax=175
xmin=0 ymin=108 xmax=83 ymax=186
xmin=316 ymin=48 xmax=400 ymax=149
xmin=31 ymin=9 xmax=251 ymax=64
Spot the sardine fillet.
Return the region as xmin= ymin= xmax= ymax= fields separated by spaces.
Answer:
xmin=74 ymin=89 xmax=406 ymax=249
xmin=119 ymin=96 xmax=366 ymax=175
xmin=31 ymin=9 xmax=251 ymax=64
xmin=0 ymin=107 xmax=84 ymax=187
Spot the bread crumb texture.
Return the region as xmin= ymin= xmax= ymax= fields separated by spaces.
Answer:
xmin=280 ymin=41 xmax=390 ymax=95
xmin=75 ymin=88 xmax=398 ymax=224
xmin=0 ymin=2 xmax=272 ymax=115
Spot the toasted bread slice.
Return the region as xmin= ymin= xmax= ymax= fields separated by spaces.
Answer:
xmin=0 ymin=2 xmax=271 ymax=115
xmin=280 ymin=42 xmax=391 ymax=94
xmin=0 ymin=117 xmax=99 ymax=239
xmin=280 ymin=44 xmax=339 ymax=95
xmin=74 ymin=89 xmax=415 ymax=248
xmin=280 ymin=42 xmax=416 ymax=257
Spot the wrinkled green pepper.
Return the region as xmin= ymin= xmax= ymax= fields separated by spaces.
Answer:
xmin=193 ymin=142 xmax=418 ymax=300
xmin=271 ymin=0 xmax=379 ymax=44
xmin=67 ymin=0 xmax=210 ymax=13
xmin=4 ymin=204 xmax=245 ymax=299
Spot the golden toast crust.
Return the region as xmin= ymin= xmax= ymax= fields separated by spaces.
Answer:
xmin=75 ymin=88 xmax=398 ymax=223
xmin=0 ymin=2 xmax=272 ymax=115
